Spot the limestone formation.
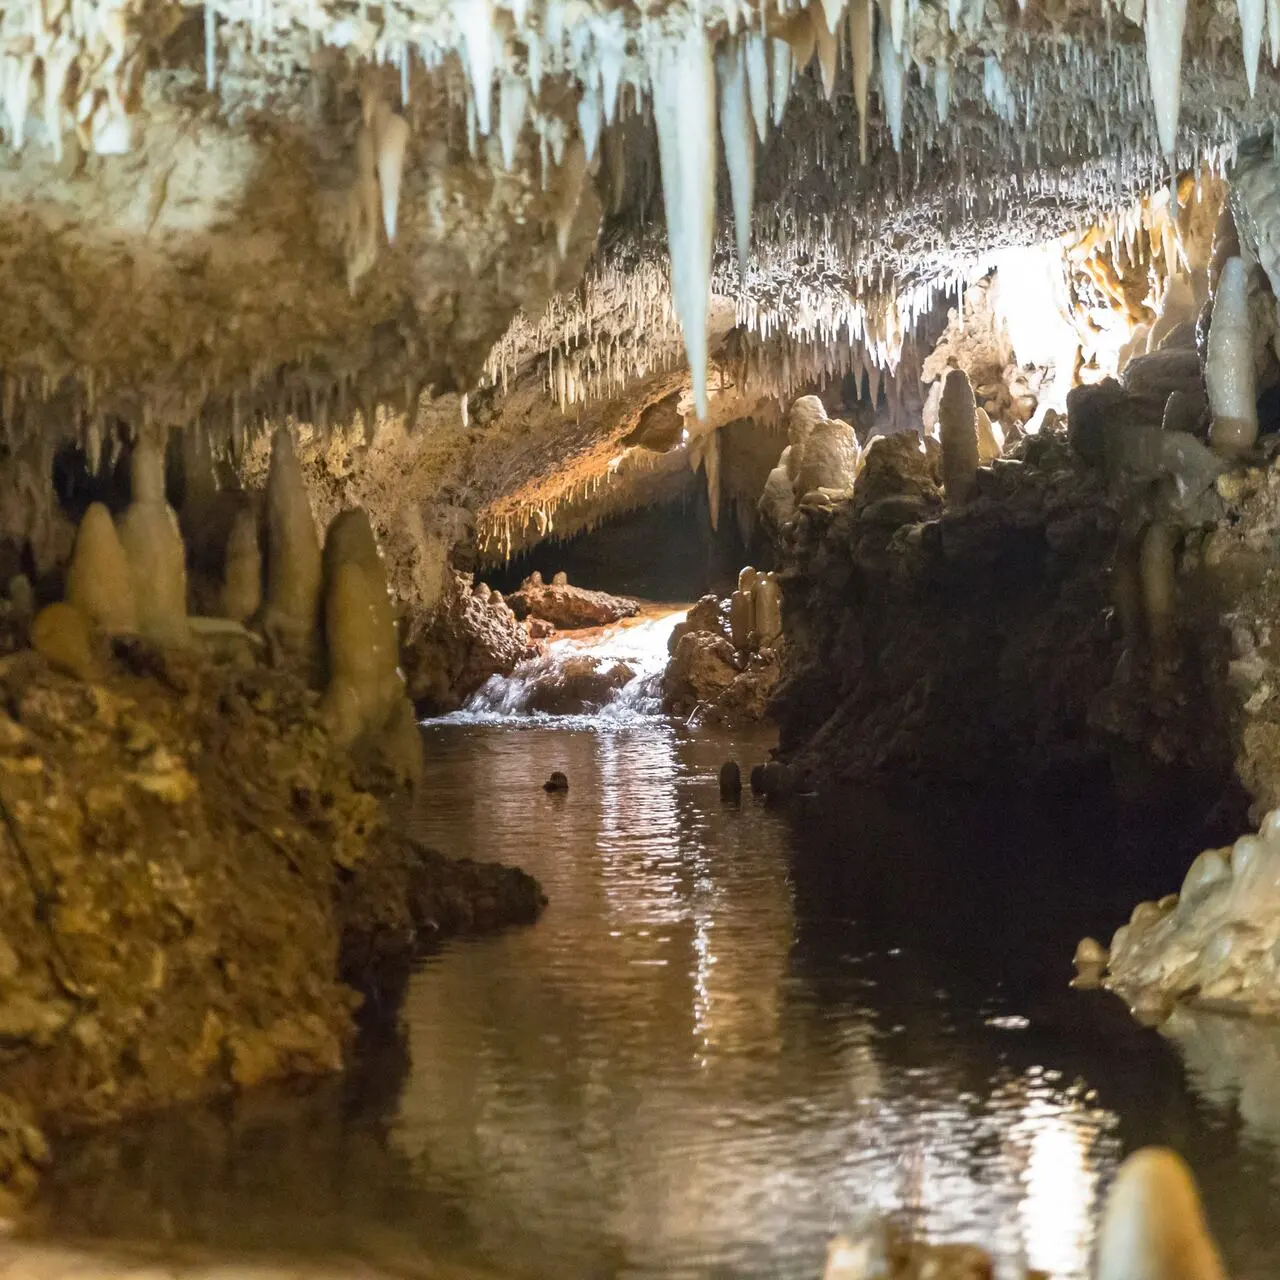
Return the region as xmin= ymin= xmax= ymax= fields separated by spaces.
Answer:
xmin=1095 ymin=1149 xmax=1225 ymax=1280
xmin=759 ymin=452 xmax=798 ymax=536
xmin=261 ymin=428 xmax=323 ymax=663
xmin=221 ymin=507 xmax=263 ymax=625
xmin=793 ymin=415 xmax=861 ymax=499
xmin=1140 ymin=521 xmax=1177 ymax=651
xmin=729 ymin=588 xmax=755 ymax=649
xmin=974 ymin=407 xmax=1001 ymax=464
xmin=753 ymin=572 xmax=782 ymax=645
xmin=938 ymin=369 xmax=979 ymax=507
xmin=64 ymin=503 xmax=137 ymax=634
xmin=321 ymin=507 xmax=421 ymax=785
xmin=31 ymin=603 xmax=98 ymax=681
xmin=1206 ymin=257 xmax=1259 ymax=455
xmin=116 ymin=441 xmax=190 ymax=646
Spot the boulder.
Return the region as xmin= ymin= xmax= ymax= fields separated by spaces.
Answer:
xmin=506 ymin=577 xmax=639 ymax=629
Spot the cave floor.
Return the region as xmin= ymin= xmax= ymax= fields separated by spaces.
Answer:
xmin=24 ymin=721 xmax=1280 ymax=1279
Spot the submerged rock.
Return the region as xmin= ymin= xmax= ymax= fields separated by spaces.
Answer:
xmin=719 ymin=760 xmax=742 ymax=798
xmin=543 ymin=771 xmax=569 ymax=792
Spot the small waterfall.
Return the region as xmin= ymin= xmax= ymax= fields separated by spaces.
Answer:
xmin=443 ymin=609 xmax=687 ymax=724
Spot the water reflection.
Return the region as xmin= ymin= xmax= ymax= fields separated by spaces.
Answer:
xmin=36 ymin=726 xmax=1280 ymax=1280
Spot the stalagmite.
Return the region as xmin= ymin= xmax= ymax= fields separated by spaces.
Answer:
xmin=321 ymin=507 xmax=422 ymax=786
xmin=1095 ymin=1149 xmax=1225 ymax=1280
xmin=650 ymin=31 xmax=716 ymax=420
xmin=717 ymin=37 xmax=755 ymax=279
xmin=754 ymin=572 xmax=782 ymax=645
xmin=1239 ymin=0 xmax=1266 ymax=94
xmin=877 ymin=17 xmax=905 ymax=154
xmin=261 ymin=426 xmax=322 ymax=663
xmin=222 ymin=506 xmax=262 ymax=624
xmin=939 ymin=370 xmax=979 ymax=507
xmin=1206 ymin=257 xmax=1259 ymax=455
xmin=730 ymin=587 xmax=755 ymax=649
xmin=1144 ymin=0 xmax=1187 ymax=162
xmin=65 ymin=502 xmax=137 ymax=634
xmin=116 ymin=440 xmax=190 ymax=646
xmin=1140 ymin=520 xmax=1177 ymax=650
xmin=850 ymin=0 xmax=873 ymax=161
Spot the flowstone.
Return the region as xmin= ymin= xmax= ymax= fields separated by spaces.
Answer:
xmin=116 ymin=441 xmax=190 ymax=646
xmin=64 ymin=503 xmax=137 ymax=634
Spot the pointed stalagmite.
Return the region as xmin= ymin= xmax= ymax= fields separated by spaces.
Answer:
xmin=753 ymin=572 xmax=783 ymax=645
xmin=939 ymin=369 xmax=979 ymax=507
xmin=1095 ymin=1148 xmax=1225 ymax=1280
xmin=730 ymin=588 xmax=755 ymax=650
xmin=116 ymin=439 xmax=190 ymax=646
xmin=65 ymin=501 xmax=137 ymax=634
xmin=261 ymin=426 xmax=322 ymax=662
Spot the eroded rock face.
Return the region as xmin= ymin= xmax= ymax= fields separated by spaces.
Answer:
xmin=402 ymin=572 xmax=533 ymax=715
xmin=0 ymin=641 xmax=543 ymax=1182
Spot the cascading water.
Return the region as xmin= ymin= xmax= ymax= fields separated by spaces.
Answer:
xmin=444 ymin=608 xmax=688 ymax=724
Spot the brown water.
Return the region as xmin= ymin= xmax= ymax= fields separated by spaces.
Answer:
xmin=41 ymin=718 xmax=1280 ymax=1280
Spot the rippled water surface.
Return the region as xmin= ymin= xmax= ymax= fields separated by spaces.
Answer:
xmin=43 ymin=718 xmax=1280 ymax=1279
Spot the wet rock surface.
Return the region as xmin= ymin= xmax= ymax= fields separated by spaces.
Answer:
xmin=505 ymin=573 xmax=639 ymax=630
xmin=402 ymin=573 xmax=536 ymax=716
xmin=774 ymin=427 xmax=1123 ymax=784
xmin=0 ymin=640 xmax=542 ymax=1203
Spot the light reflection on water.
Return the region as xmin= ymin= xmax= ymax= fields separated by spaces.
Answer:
xmin=396 ymin=722 xmax=1118 ymax=1280
xmin=38 ymin=722 xmax=1280 ymax=1280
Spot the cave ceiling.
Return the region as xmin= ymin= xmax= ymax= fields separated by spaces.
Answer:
xmin=0 ymin=0 xmax=1276 ymax=532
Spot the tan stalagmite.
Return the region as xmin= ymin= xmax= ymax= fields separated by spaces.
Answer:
xmin=729 ymin=587 xmax=755 ymax=649
xmin=321 ymin=507 xmax=422 ymax=786
xmin=116 ymin=439 xmax=190 ymax=646
xmin=221 ymin=506 xmax=262 ymax=624
xmin=939 ymin=369 xmax=980 ymax=507
xmin=753 ymin=572 xmax=782 ymax=645
xmin=1141 ymin=520 xmax=1177 ymax=650
xmin=1094 ymin=1148 xmax=1226 ymax=1280
xmin=65 ymin=502 xmax=138 ymax=634
xmin=261 ymin=427 xmax=322 ymax=662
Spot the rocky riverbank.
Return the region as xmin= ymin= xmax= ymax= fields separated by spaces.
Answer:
xmin=0 ymin=637 xmax=543 ymax=1213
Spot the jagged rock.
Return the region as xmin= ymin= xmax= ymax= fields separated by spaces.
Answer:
xmin=116 ymin=442 xmax=190 ymax=647
xmin=505 ymin=576 xmax=639 ymax=629
xmin=64 ymin=503 xmax=137 ymax=634
xmin=851 ymin=433 xmax=940 ymax=512
xmin=261 ymin=428 xmax=322 ymax=663
xmin=663 ymin=630 xmax=741 ymax=716
xmin=30 ymin=603 xmax=98 ymax=681
xmin=667 ymin=594 xmax=728 ymax=656
xmin=403 ymin=573 xmax=533 ymax=714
